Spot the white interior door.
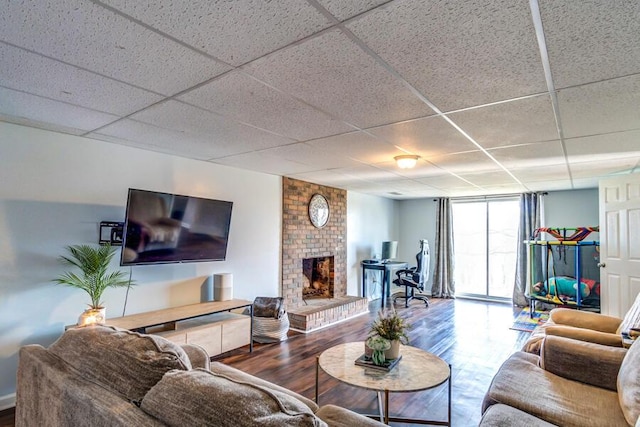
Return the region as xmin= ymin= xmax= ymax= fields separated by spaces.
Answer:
xmin=599 ymin=173 xmax=640 ymax=317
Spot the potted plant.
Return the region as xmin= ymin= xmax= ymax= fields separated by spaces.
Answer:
xmin=368 ymin=308 xmax=411 ymax=359
xmin=54 ymin=244 xmax=133 ymax=326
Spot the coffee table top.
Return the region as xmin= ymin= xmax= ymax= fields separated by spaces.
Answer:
xmin=318 ymin=342 xmax=450 ymax=392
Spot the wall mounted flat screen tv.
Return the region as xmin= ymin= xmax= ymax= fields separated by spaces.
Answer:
xmin=120 ymin=188 xmax=233 ymax=266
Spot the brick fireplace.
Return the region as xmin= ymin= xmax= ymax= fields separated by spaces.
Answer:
xmin=282 ymin=178 xmax=368 ymax=332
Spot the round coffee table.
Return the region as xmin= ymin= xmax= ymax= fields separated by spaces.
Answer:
xmin=316 ymin=342 xmax=451 ymax=425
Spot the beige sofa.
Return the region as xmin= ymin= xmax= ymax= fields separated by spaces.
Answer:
xmin=16 ymin=325 xmax=384 ymax=427
xmin=480 ymin=335 xmax=640 ymax=426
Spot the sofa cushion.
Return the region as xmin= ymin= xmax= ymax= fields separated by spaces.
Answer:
xmin=315 ymin=405 xmax=386 ymax=427
xmin=49 ymin=325 xmax=191 ymax=404
xmin=618 ymin=340 xmax=640 ymax=425
xmin=140 ymin=369 xmax=327 ymax=427
xmin=209 ymin=361 xmax=319 ymax=412
xmin=479 ymin=404 xmax=557 ymax=427
xmin=483 ymin=351 xmax=627 ymax=427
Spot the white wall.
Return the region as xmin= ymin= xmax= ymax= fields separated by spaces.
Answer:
xmin=0 ymin=122 xmax=281 ymax=405
xmin=544 ymin=188 xmax=599 ymax=231
xmin=346 ymin=192 xmax=399 ymax=296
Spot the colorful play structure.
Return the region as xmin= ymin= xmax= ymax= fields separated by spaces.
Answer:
xmin=525 ymin=227 xmax=601 ymax=314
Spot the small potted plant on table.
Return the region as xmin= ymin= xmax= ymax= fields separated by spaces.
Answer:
xmin=368 ymin=308 xmax=411 ymax=360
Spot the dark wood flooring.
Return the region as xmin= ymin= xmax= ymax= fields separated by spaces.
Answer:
xmin=0 ymin=298 xmax=528 ymax=426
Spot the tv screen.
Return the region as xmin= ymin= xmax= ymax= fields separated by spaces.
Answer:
xmin=120 ymin=188 xmax=233 ymax=266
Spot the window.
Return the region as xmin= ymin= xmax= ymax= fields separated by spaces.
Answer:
xmin=452 ymin=198 xmax=520 ymax=300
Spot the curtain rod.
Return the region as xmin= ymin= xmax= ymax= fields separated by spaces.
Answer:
xmin=433 ymin=192 xmax=548 ymax=202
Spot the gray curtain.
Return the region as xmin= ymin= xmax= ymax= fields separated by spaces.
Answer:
xmin=432 ymin=198 xmax=455 ymax=298
xmin=513 ymin=192 xmax=541 ymax=306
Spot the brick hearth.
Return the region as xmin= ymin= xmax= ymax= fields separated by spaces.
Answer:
xmin=288 ymin=296 xmax=369 ymax=332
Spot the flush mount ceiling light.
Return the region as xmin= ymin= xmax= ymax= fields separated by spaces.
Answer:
xmin=394 ymin=155 xmax=419 ymax=169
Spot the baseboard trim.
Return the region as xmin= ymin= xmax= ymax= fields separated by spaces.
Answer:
xmin=0 ymin=393 xmax=15 ymax=411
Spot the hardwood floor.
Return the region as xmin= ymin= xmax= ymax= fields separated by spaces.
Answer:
xmin=218 ymin=297 xmax=528 ymax=426
xmin=0 ymin=298 xmax=528 ymax=426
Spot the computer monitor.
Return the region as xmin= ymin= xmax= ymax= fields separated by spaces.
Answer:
xmin=381 ymin=241 xmax=398 ymax=262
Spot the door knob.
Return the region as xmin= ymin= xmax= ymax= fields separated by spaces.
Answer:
xmin=597 ymin=262 xmax=606 ymax=268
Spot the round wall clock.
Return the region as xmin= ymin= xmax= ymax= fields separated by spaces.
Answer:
xmin=308 ymin=194 xmax=330 ymax=228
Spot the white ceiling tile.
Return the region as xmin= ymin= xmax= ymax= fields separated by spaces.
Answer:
xmin=559 ymin=75 xmax=640 ymax=138
xmin=566 ymin=130 xmax=640 ymax=163
xmin=488 ymin=140 xmax=566 ymax=169
xmin=0 ymin=87 xmax=119 ymax=133
xmin=416 ymin=174 xmax=474 ymax=188
xmin=330 ymin=164 xmax=404 ymax=182
xmin=211 ymin=152 xmax=314 ymax=176
xmin=369 ymin=116 xmax=477 ymax=158
xmin=0 ymin=43 xmax=162 ymax=116
xmin=90 ymin=119 xmax=226 ymax=160
xmin=429 ymin=150 xmax=502 ymax=174
xmin=290 ymin=170 xmax=371 ymax=189
xmin=0 ymin=0 xmax=229 ymax=95
xmin=539 ymin=1 xmax=640 ymax=88
xmin=316 ymin=0 xmax=389 ymax=21
xmin=526 ymin=180 xmax=574 ymax=192
xmin=129 ymin=101 xmax=294 ymax=156
xmin=346 ymin=0 xmax=546 ymax=111
xmin=570 ymin=157 xmax=640 ymax=179
xmin=305 ymin=132 xmax=400 ymax=163
xmin=243 ymin=29 xmax=434 ymax=128
xmin=570 ymin=178 xmax=600 ymax=190
xmin=178 ymin=71 xmax=354 ymax=141
xmin=448 ymin=95 xmax=558 ymax=148
xmin=254 ymin=142 xmax=362 ymax=170
xmin=101 ymin=0 xmax=332 ymax=66
xmin=456 ymin=170 xmax=521 ymax=187
xmin=510 ymin=164 xmax=571 ymax=183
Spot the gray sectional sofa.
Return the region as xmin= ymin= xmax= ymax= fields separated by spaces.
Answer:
xmin=16 ymin=325 xmax=385 ymax=427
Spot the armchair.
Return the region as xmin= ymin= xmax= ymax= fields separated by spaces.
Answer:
xmin=482 ymin=335 xmax=638 ymax=426
xmin=523 ymin=291 xmax=640 ymax=354
xmin=393 ymin=239 xmax=429 ymax=308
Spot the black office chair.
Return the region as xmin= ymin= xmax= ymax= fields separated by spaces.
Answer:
xmin=393 ymin=239 xmax=430 ymax=307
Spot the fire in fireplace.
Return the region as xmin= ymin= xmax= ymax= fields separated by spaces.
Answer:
xmin=302 ymin=256 xmax=334 ymax=299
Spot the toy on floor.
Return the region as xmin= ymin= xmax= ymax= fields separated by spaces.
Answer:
xmin=533 ymin=276 xmax=597 ymax=302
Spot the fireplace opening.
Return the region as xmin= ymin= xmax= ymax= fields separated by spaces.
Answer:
xmin=302 ymin=256 xmax=334 ymax=299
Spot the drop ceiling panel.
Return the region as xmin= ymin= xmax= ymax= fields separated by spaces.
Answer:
xmin=242 ymin=29 xmax=434 ymax=128
xmin=291 ymin=170 xmax=371 ymax=188
xmin=346 ymin=0 xmax=546 ymax=111
xmin=559 ymin=75 xmax=640 ymax=138
xmin=510 ymin=164 xmax=570 ymax=183
xmin=252 ymin=142 xmax=362 ymax=170
xmin=211 ymin=151 xmax=314 ymax=176
xmin=539 ymin=1 xmax=640 ymax=88
xmin=317 ymin=0 xmax=390 ymax=21
xmin=91 ymin=119 xmax=229 ymax=160
xmin=527 ymin=180 xmax=573 ymax=192
xmin=429 ymin=150 xmax=502 ymax=174
xmin=178 ymin=71 xmax=354 ymax=141
xmin=369 ymin=116 xmax=476 ymax=158
xmin=0 ymin=87 xmax=119 ymax=133
xmin=0 ymin=43 xmax=162 ymax=116
xmin=565 ymin=131 xmax=640 ymax=164
xmin=330 ymin=164 xmax=403 ymax=182
xmin=570 ymin=158 xmax=639 ymax=179
xmin=0 ymin=0 xmax=229 ymax=95
xmin=447 ymin=95 xmax=558 ymax=148
xmin=487 ymin=140 xmax=566 ymax=169
xmin=101 ymin=0 xmax=332 ymax=67
xmin=417 ymin=174 xmax=476 ymax=188
xmin=457 ymin=170 xmax=522 ymax=187
xmin=305 ymin=131 xmax=400 ymax=163
xmin=129 ymin=101 xmax=293 ymax=156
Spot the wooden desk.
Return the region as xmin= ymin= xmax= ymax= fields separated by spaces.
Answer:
xmin=107 ymin=299 xmax=254 ymax=353
xmin=361 ymin=261 xmax=409 ymax=307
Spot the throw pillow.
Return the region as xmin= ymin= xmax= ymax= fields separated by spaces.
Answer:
xmin=140 ymin=368 xmax=327 ymax=427
xmin=617 ymin=292 xmax=640 ymax=335
xmin=618 ymin=339 xmax=640 ymax=425
xmin=49 ymin=325 xmax=191 ymax=404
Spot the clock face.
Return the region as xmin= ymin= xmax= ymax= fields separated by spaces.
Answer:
xmin=309 ymin=194 xmax=330 ymax=228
